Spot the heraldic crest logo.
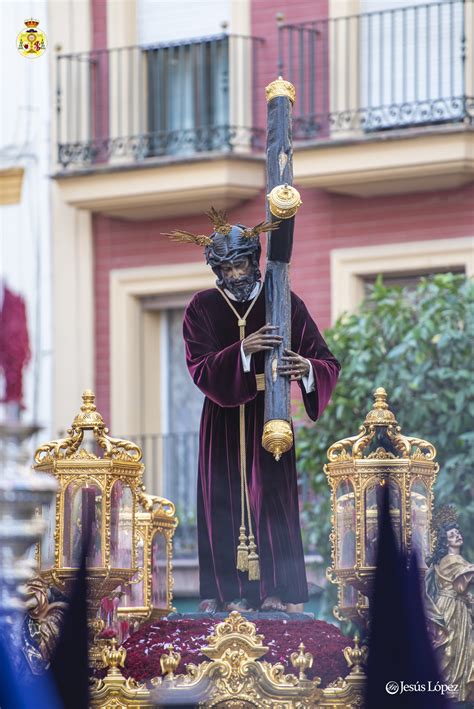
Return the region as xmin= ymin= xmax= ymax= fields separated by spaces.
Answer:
xmin=17 ymin=18 xmax=47 ymax=58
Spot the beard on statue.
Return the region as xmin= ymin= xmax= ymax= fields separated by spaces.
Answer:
xmin=217 ymin=253 xmax=260 ymax=303
xmin=222 ymin=272 xmax=256 ymax=302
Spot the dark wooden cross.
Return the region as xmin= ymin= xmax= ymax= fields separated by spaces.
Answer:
xmin=262 ymin=78 xmax=301 ymax=461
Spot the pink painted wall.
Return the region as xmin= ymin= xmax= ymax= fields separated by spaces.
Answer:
xmin=91 ymin=0 xmax=109 ymax=153
xmin=93 ymin=183 xmax=474 ymax=423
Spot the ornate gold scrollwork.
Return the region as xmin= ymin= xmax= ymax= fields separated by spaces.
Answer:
xmin=138 ymin=486 xmax=176 ymax=517
xmin=34 ymin=428 xmax=83 ymax=464
xmin=150 ymin=611 xmax=325 ymax=707
xmin=325 ymin=387 xmax=438 ymax=630
xmin=90 ymin=611 xmax=367 ymax=707
xmin=34 ymin=391 xmax=143 ymax=464
xmin=406 ymin=435 xmax=437 ymax=460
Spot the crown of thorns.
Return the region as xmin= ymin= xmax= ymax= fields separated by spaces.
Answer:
xmin=163 ymin=207 xmax=280 ymax=246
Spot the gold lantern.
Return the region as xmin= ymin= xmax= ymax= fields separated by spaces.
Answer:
xmin=117 ymin=488 xmax=178 ymax=625
xmin=325 ymin=387 xmax=438 ymax=627
xmin=34 ymin=390 xmax=143 ymax=664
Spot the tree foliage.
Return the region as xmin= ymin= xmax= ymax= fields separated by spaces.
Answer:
xmin=296 ymin=274 xmax=474 ymax=575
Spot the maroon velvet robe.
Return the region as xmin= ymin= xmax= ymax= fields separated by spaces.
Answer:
xmin=183 ymin=285 xmax=340 ymax=605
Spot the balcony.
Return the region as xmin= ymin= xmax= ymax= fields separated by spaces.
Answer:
xmin=54 ymin=33 xmax=266 ymax=219
xmin=54 ymin=3 xmax=474 ymax=212
xmin=280 ymin=0 xmax=474 ymax=196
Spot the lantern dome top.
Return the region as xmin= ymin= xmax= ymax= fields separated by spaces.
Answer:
xmin=327 ymin=386 xmax=437 ymax=462
xmin=364 ymin=387 xmax=397 ymax=426
xmin=34 ymin=390 xmax=142 ymax=465
xmin=72 ymin=390 xmax=105 ymax=430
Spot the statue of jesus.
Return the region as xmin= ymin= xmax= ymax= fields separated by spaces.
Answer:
xmin=175 ymin=211 xmax=340 ymax=613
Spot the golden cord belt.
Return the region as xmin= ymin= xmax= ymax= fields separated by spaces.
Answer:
xmin=216 ymin=286 xmax=261 ymax=581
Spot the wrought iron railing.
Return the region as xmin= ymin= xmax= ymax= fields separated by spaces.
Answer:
xmin=56 ymin=4 xmax=473 ymax=167
xmin=278 ymin=0 xmax=473 ymax=139
xmin=132 ymin=431 xmax=314 ymax=559
xmin=56 ymin=33 xmax=264 ymax=168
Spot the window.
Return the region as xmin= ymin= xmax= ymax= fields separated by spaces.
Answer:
xmin=139 ymin=301 xmax=203 ymax=558
xmin=360 ymin=0 xmax=466 ymax=130
xmin=362 ymin=265 xmax=465 ymax=296
xmin=145 ymin=36 xmax=230 ymax=156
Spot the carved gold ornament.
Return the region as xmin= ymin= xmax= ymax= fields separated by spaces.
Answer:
xmin=91 ymin=640 xmax=150 ymax=707
xmin=327 ymin=387 xmax=437 ymax=462
xmin=35 ymin=389 xmax=142 ymax=465
xmin=325 ymin=387 xmax=439 ymax=629
xmin=117 ymin=485 xmax=178 ymax=623
xmin=160 ymin=645 xmax=181 ymax=678
xmin=151 ymin=611 xmax=323 ymax=706
xmin=265 ymin=76 xmax=296 ymax=104
xmin=267 ymin=184 xmax=302 ymax=219
xmin=290 ymin=643 xmax=315 ymax=681
xmin=90 ymin=611 xmax=367 ymax=707
xmin=34 ymin=390 xmax=144 ymax=668
xmin=262 ymin=419 xmax=293 ymax=461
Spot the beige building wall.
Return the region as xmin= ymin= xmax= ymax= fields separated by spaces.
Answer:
xmin=49 ymin=0 xmax=95 ymax=434
xmin=107 ymin=0 xmax=138 ymax=164
xmin=109 ymin=262 xmax=215 ymax=493
xmin=328 ymin=0 xmax=361 ymax=137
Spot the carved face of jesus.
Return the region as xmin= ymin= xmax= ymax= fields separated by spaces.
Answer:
xmin=220 ymin=256 xmax=258 ymax=302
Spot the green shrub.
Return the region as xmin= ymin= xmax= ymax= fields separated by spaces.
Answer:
xmin=296 ymin=273 xmax=474 ymax=578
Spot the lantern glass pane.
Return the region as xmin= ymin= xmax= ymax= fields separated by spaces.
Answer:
xmin=110 ymin=481 xmax=134 ymax=569
xmin=389 ymin=481 xmax=402 ymax=547
xmin=63 ymin=481 xmax=103 ymax=567
xmin=40 ymin=498 xmax=56 ymax=570
xmin=364 ymin=480 xmax=402 ymax=565
xmin=336 ymin=480 xmax=356 ymax=569
xmin=364 ymin=482 xmax=380 ymax=566
xmin=120 ymin=532 xmax=145 ymax=607
xmin=151 ymin=531 xmax=167 ymax=609
xmin=341 ymin=583 xmax=358 ymax=608
xmin=411 ymin=480 xmax=429 ymax=567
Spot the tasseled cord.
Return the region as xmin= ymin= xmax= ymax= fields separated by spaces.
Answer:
xmin=236 ymin=525 xmax=249 ymax=572
xmin=216 ymin=287 xmax=261 ymax=580
xmin=237 ymin=413 xmax=260 ymax=581
xmin=247 ymin=534 xmax=260 ymax=581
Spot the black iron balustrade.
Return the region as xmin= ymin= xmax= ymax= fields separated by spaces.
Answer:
xmin=126 ymin=430 xmax=315 ymax=559
xmin=278 ymin=0 xmax=473 ymax=140
xmin=56 ymin=33 xmax=264 ymax=168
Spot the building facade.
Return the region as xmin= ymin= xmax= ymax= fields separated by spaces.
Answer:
xmin=1 ymin=2 xmax=52 ymax=440
xmin=48 ymin=0 xmax=474 ymax=590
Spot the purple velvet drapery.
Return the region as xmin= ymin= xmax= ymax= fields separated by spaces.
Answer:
xmin=183 ymin=286 xmax=340 ymax=605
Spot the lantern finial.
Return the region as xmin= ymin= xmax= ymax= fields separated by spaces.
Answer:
xmin=364 ymin=387 xmax=397 ymax=426
xmin=374 ymin=387 xmax=388 ymax=409
xmin=72 ymin=390 xmax=105 ymax=430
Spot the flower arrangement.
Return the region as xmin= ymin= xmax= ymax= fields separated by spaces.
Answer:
xmin=122 ymin=617 xmax=351 ymax=687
